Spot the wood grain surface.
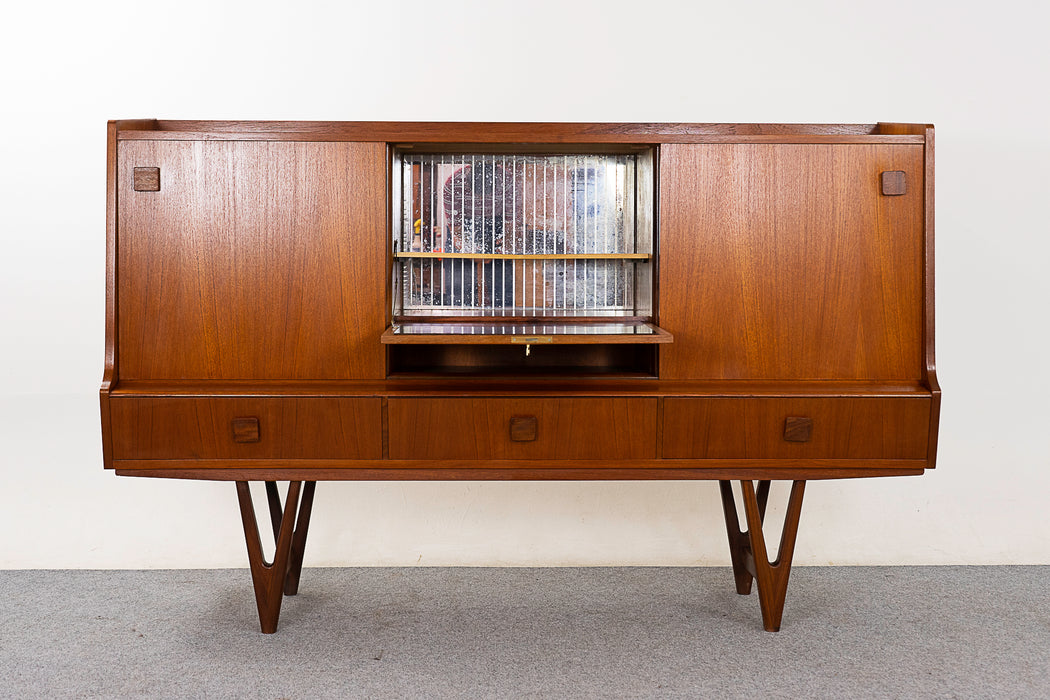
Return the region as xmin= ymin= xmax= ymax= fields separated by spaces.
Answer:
xmin=388 ymin=398 xmax=657 ymax=460
xmin=110 ymin=397 xmax=383 ymax=460
xmin=113 ymin=463 xmax=928 ymax=481
xmin=108 ymin=378 xmax=932 ymax=397
xmin=922 ymin=126 xmax=941 ymax=466
xmin=661 ymin=397 xmax=930 ymax=460
xmin=659 ymin=144 xmax=925 ymax=381
xmin=116 ymin=140 xmax=387 ymax=380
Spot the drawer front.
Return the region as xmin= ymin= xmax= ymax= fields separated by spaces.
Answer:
xmin=388 ymin=398 xmax=658 ymax=461
xmin=111 ymin=397 xmax=383 ymax=460
xmin=661 ymin=397 xmax=930 ymax=460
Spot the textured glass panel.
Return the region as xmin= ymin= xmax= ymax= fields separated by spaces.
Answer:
xmin=396 ymin=153 xmax=640 ymax=316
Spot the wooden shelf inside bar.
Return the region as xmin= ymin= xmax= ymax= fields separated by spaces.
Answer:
xmin=394 ymin=252 xmax=651 ymax=261
xmin=381 ymin=320 xmax=673 ymax=345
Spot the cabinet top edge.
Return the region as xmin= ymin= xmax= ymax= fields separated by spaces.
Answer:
xmin=110 ymin=120 xmax=933 ymax=143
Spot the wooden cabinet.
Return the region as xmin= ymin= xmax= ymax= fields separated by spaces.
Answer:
xmin=101 ymin=120 xmax=939 ymax=633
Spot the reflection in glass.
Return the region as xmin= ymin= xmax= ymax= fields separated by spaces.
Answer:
xmin=398 ymin=154 xmax=639 ymax=316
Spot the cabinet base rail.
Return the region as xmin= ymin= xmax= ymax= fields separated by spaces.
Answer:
xmin=235 ymin=479 xmax=806 ymax=633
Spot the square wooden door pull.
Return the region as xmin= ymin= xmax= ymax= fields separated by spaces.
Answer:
xmin=783 ymin=417 xmax=813 ymax=442
xmin=134 ymin=167 xmax=161 ymax=192
xmin=509 ymin=415 xmax=538 ymax=442
xmin=881 ymin=171 xmax=906 ymax=196
xmin=231 ymin=417 xmax=261 ymax=443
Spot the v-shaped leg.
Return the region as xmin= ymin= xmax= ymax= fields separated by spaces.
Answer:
xmin=260 ymin=480 xmax=316 ymax=595
xmin=236 ymin=481 xmax=317 ymax=633
xmin=719 ymin=479 xmax=770 ymax=595
xmin=718 ymin=480 xmax=806 ymax=632
xmin=283 ymin=481 xmax=316 ymax=596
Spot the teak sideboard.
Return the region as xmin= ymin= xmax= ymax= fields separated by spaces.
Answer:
xmin=101 ymin=120 xmax=939 ymax=633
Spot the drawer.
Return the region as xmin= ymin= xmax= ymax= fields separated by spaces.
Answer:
xmin=110 ymin=397 xmax=383 ymax=460
xmin=388 ymin=398 xmax=657 ymax=461
xmin=661 ymin=397 xmax=930 ymax=460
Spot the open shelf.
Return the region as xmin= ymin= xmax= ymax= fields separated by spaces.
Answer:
xmin=387 ymin=342 xmax=659 ymax=377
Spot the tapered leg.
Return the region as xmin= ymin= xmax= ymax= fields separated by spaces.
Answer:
xmin=719 ymin=480 xmax=806 ymax=632
xmin=235 ymin=481 xmax=317 ymax=633
xmin=264 ymin=481 xmax=283 ymax=542
xmin=718 ymin=480 xmax=770 ymax=594
xmin=284 ymin=481 xmax=316 ymax=596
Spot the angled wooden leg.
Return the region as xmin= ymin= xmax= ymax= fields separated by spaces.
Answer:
xmin=284 ymin=481 xmax=316 ymax=596
xmin=236 ymin=481 xmax=303 ymax=633
xmin=264 ymin=481 xmax=283 ymax=542
xmin=718 ymin=480 xmax=770 ymax=594
xmin=739 ymin=479 xmax=806 ymax=632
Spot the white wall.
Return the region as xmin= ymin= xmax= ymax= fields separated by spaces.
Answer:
xmin=1 ymin=0 xmax=1047 ymax=568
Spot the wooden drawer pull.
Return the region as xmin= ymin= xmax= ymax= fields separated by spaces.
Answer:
xmin=509 ymin=415 xmax=538 ymax=442
xmin=783 ymin=416 xmax=813 ymax=443
xmin=231 ymin=417 xmax=261 ymax=443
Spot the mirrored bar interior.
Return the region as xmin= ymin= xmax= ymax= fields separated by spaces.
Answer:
xmin=396 ymin=152 xmax=648 ymax=318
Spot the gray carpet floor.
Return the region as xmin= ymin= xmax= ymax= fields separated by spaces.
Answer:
xmin=1 ymin=567 xmax=1047 ymax=698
